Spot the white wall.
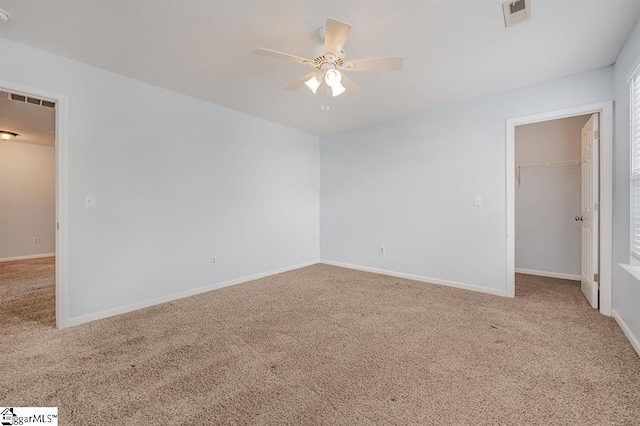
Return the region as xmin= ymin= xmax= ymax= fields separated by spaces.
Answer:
xmin=0 ymin=141 xmax=55 ymax=259
xmin=515 ymin=116 xmax=588 ymax=278
xmin=0 ymin=38 xmax=320 ymax=322
xmin=613 ymin=18 xmax=640 ymax=353
xmin=320 ymin=66 xmax=613 ymax=295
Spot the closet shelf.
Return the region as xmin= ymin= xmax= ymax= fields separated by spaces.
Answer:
xmin=515 ymin=160 xmax=580 ymax=187
xmin=516 ymin=160 xmax=580 ymax=169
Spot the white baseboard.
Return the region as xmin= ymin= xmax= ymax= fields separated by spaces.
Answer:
xmin=66 ymin=260 xmax=319 ymax=328
xmin=320 ymin=259 xmax=507 ymax=297
xmin=0 ymin=253 xmax=55 ymax=262
xmin=515 ymin=268 xmax=581 ymax=281
xmin=612 ymin=310 xmax=640 ymax=357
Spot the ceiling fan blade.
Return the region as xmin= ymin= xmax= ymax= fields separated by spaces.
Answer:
xmin=344 ymin=57 xmax=404 ymax=72
xmin=324 ymin=18 xmax=352 ymax=55
xmin=283 ymin=72 xmax=318 ymax=91
xmin=341 ymin=74 xmax=362 ymax=95
xmin=255 ymin=48 xmax=313 ymax=66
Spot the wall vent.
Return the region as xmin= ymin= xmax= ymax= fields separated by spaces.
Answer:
xmin=6 ymin=92 xmax=55 ymax=108
xmin=9 ymin=93 xmax=26 ymax=102
xmin=503 ymin=0 xmax=531 ymax=27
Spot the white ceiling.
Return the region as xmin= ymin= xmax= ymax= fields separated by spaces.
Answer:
xmin=0 ymin=91 xmax=55 ymax=146
xmin=0 ymin=1 xmax=638 ymax=136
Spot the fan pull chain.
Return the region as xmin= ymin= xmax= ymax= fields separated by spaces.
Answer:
xmin=320 ymin=83 xmax=331 ymax=112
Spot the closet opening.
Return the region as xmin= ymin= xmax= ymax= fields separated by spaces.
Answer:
xmin=506 ymin=102 xmax=613 ymax=315
xmin=513 ymin=114 xmax=599 ymax=306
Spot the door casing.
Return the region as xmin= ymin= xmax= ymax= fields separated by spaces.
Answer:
xmin=505 ymin=102 xmax=614 ymax=316
xmin=0 ymin=79 xmax=69 ymax=328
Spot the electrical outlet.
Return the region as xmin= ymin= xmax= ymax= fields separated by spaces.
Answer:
xmin=33 ymin=237 xmax=40 ymax=244
xmin=211 ymin=257 xmax=217 ymax=265
xmin=325 ymin=241 xmax=330 ymax=248
xmin=379 ymin=245 xmax=385 ymax=255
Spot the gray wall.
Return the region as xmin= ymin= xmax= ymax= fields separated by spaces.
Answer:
xmin=613 ymin=18 xmax=640 ymax=349
xmin=515 ymin=116 xmax=589 ymax=278
xmin=320 ymin=67 xmax=613 ymax=295
xmin=0 ymin=38 xmax=321 ymax=322
xmin=0 ymin=141 xmax=56 ymax=259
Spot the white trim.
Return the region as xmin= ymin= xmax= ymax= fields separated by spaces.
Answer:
xmin=515 ymin=268 xmax=581 ymax=281
xmin=320 ymin=259 xmax=507 ymax=297
xmin=506 ymin=102 xmax=614 ymax=316
xmin=612 ymin=310 xmax=640 ymax=357
xmin=0 ymin=253 xmax=55 ymax=262
xmin=0 ymin=79 xmax=69 ymax=329
xmin=506 ymin=111 xmax=516 ymax=298
xmin=66 ymin=260 xmax=319 ymax=327
xmin=630 ymin=76 xmax=640 ymax=264
xmin=625 ymin=51 xmax=640 ymax=83
xmin=600 ymin=102 xmax=614 ymax=316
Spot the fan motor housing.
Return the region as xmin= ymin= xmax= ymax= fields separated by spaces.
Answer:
xmin=310 ymin=44 xmax=346 ymax=70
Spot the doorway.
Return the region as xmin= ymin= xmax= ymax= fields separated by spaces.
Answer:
xmin=0 ymin=90 xmax=56 ymax=326
xmin=514 ymin=114 xmax=598 ymax=306
xmin=0 ymin=79 xmax=68 ymax=328
xmin=506 ymin=102 xmax=614 ymax=316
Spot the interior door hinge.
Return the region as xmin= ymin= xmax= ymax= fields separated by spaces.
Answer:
xmin=594 ymin=273 xmax=600 ymax=283
xmin=57 ymin=222 xmax=59 ymax=230
xmin=594 ymin=201 xmax=600 ymax=212
xmin=594 ymin=130 xmax=601 ymax=140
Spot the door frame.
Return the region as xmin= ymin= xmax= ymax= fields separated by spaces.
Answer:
xmin=1 ymin=79 xmax=69 ymax=328
xmin=505 ymin=101 xmax=614 ymax=316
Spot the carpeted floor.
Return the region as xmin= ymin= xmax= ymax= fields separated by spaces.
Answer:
xmin=1 ymin=259 xmax=639 ymax=425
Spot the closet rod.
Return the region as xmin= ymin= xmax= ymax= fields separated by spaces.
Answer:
xmin=516 ymin=160 xmax=580 ymax=169
xmin=515 ymin=160 xmax=580 ymax=187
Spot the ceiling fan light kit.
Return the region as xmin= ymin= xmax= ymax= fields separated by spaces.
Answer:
xmin=324 ymin=69 xmax=346 ymax=97
xmin=304 ymin=74 xmax=322 ymax=94
xmin=255 ymin=18 xmax=403 ymax=100
xmin=0 ymin=131 xmax=18 ymax=141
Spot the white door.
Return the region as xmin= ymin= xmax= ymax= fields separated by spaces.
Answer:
xmin=580 ymin=114 xmax=599 ymax=308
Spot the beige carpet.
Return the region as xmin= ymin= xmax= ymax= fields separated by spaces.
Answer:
xmin=1 ymin=259 xmax=639 ymax=425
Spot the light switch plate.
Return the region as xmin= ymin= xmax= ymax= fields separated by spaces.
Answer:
xmin=84 ymin=194 xmax=96 ymax=208
xmin=474 ymin=196 xmax=482 ymax=206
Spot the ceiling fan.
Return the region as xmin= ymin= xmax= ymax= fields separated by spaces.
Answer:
xmin=255 ymin=18 xmax=403 ymax=98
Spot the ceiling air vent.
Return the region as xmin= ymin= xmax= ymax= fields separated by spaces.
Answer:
xmin=503 ymin=0 xmax=531 ymax=27
xmin=6 ymin=92 xmax=55 ymax=108
xmin=9 ymin=93 xmax=26 ymax=102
